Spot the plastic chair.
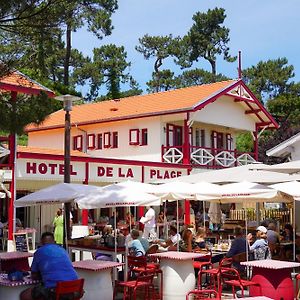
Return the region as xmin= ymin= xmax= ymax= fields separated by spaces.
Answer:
xmin=114 ymin=270 xmax=156 ymax=300
xmin=127 ymin=255 xmax=163 ymax=299
xmin=55 ymin=278 xmax=84 ymax=300
xmin=193 ymin=250 xmax=212 ymax=272
xmin=198 ymin=257 xmax=232 ymax=296
xmin=220 ymin=267 xmax=261 ymax=298
xmin=186 ymin=289 xmax=220 ymax=300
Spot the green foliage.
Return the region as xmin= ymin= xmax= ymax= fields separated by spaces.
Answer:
xmin=0 ymin=92 xmax=59 ymax=135
xmin=176 ymin=68 xmax=229 ymax=87
xmin=242 ymin=58 xmax=295 ymax=102
xmin=236 ymin=132 xmax=253 ymax=153
xmin=181 ymin=8 xmax=236 ymax=79
xmin=146 ymin=70 xmax=180 ymax=93
xmin=73 ymin=44 xmax=136 ymax=100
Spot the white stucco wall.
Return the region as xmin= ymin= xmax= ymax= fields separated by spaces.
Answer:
xmin=190 ymin=96 xmax=256 ymax=131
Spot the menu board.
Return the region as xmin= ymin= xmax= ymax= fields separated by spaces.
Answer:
xmin=13 ymin=233 xmax=29 ymax=252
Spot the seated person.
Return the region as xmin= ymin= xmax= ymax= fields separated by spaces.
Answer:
xmin=267 ymin=222 xmax=280 ymax=244
xmin=247 ymin=225 xmax=271 ymax=260
xmin=226 ymin=226 xmax=248 ymax=270
xmin=194 ymin=227 xmax=207 ymax=250
xmin=125 ymin=212 xmax=135 ymax=227
xmin=20 ymin=232 xmax=78 ymax=300
xmin=155 ymin=225 xmax=181 ymax=250
xmin=95 ymin=225 xmax=113 ymax=261
xmin=179 ymin=228 xmax=198 ymax=252
xmin=128 ymin=229 xmax=146 ymax=257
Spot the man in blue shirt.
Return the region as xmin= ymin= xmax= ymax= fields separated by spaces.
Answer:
xmin=20 ymin=232 xmax=78 ymax=300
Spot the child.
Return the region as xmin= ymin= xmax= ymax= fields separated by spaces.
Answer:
xmin=128 ymin=229 xmax=145 ymax=257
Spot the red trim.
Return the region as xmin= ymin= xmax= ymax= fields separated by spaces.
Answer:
xmin=238 ymin=82 xmax=278 ymax=128
xmin=140 ymin=128 xmax=148 ymax=146
xmin=245 ymin=109 xmax=261 ymax=114
xmin=73 ymin=135 xmax=83 ymax=151
xmin=103 ymin=132 xmax=111 ymax=148
xmin=17 ymin=150 xmax=191 ymax=169
xmin=87 ymin=134 xmax=95 ymax=150
xmin=129 ymin=129 xmax=139 ymax=145
xmin=96 ymin=133 xmax=102 ymax=149
xmin=111 ymin=131 xmax=118 ymax=148
xmin=0 ymin=83 xmax=55 ymax=97
xmin=183 ymin=117 xmax=190 ymax=164
xmin=184 ymin=200 xmax=190 ymax=225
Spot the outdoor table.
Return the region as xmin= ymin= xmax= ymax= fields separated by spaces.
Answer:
xmin=240 ymin=260 xmax=300 ymax=300
xmin=72 ymin=260 xmax=123 ymax=300
xmin=0 ymin=272 xmax=40 ymax=298
xmin=149 ymin=251 xmax=205 ymax=300
xmin=0 ymin=251 xmax=33 ymax=272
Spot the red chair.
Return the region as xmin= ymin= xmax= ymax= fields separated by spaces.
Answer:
xmin=186 ymin=289 xmax=220 ymax=300
xmin=127 ymin=255 xmax=163 ymax=299
xmin=198 ymin=257 xmax=232 ymax=296
xmin=114 ymin=270 xmax=156 ymax=300
xmin=220 ymin=267 xmax=261 ymax=298
xmin=193 ymin=250 xmax=212 ymax=271
xmin=55 ymin=278 xmax=85 ymax=300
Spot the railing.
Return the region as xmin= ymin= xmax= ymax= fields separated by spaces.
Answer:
xmin=161 ymin=145 xmax=256 ymax=168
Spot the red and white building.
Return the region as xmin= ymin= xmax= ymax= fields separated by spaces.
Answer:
xmin=1 ymin=77 xmax=278 ymax=239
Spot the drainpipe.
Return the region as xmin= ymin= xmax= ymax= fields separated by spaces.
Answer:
xmin=183 ymin=113 xmax=190 ymax=165
xmin=75 ymin=125 xmax=88 ymax=225
xmin=75 ymin=124 xmax=88 ymax=153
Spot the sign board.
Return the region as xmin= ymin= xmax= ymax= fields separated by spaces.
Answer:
xmin=13 ymin=233 xmax=29 ymax=252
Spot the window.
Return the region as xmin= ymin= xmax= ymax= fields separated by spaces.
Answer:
xmin=129 ymin=129 xmax=140 ymax=145
xmin=140 ymin=129 xmax=148 ymax=146
xmin=87 ymin=134 xmax=95 ymax=149
xmin=195 ymin=129 xmax=205 ymax=147
xmin=97 ymin=133 xmax=103 ymax=149
xmin=112 ymin=132 xmax=118 ymax=148
xmin=226 ymin=133 xmax=233 ymax=151
xmin=73 ymin=135 xmax=83 ymax=151
xmin=103 ymin=132 xmax=111 ymax=148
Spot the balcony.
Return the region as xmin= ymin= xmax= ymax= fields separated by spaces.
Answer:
xmin=161 ymin=145 xmax=256 ymax=168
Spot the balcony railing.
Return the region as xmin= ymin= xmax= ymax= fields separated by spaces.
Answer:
xmin=161 ymin=145 xmax=256 ymax=168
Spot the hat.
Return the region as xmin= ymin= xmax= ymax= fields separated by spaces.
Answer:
xmin=256 ymin=225 xmax=267 ymax=233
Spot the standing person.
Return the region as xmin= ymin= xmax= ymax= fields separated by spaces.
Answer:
xmin=140 ymin=206 xmax=156 ymax=240
xmin=247 ymin=225 xmax=271 ymax=260
xmin=53 ymin=208 xmax=63 ymax=245
xmin=20 ymin=232 xmax=78 ymax=300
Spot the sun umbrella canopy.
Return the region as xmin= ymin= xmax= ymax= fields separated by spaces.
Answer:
xmin=15 ymin=183 xmax=100 ymax=207
xmin=270 ymin=181 xmax=300 ymax=200
xmin=253 ymin=160 xmax=300 ymax=175
xmin=196 ymin=181 xmax=292 ymax=203
xmin=153 ymin=181 xmax=196 ymax=201
xmin=75 ymin=183 xmax=161 ymax=209
xmin=169 ymin=164 xmax=300 ymax=184
xmin=104 ymin=180 xmax=156 ymax=193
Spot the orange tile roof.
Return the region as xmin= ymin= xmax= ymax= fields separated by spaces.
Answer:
xmin=17 ymin=146 xmax=88 ymax=157
xmin=26 ymin=80 xmax=239 ymax=132
xmin=0 ymin=70 xmax=55 ymax=96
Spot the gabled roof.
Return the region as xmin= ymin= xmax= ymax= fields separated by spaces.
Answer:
xmin=267 ymin=132 xmax=300 ymax=158
xmin=25 ymin=79 xmax=278 ymax=132
xmin=0 ymin=70 xmax=55 ymax=97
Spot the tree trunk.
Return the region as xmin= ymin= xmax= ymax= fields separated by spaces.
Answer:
xmin=209 ymin=59 xmax=216 ymax=83
xmin=64 ymin=22 xmax=72 ymax=87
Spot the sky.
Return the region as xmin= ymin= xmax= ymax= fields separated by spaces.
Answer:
xmin=72 ymin=0 xmax=300 ymax=96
